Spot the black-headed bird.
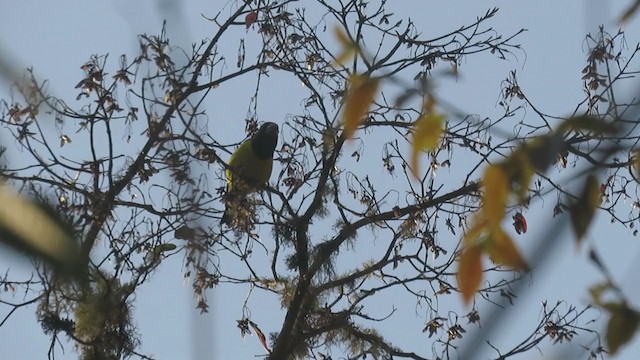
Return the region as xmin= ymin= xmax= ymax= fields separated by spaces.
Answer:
xmin=221 ymin=122 xmax=279 ymax=225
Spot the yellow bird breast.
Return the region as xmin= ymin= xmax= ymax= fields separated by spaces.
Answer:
xmin=226 ymin=140 xmax=274 ymax=193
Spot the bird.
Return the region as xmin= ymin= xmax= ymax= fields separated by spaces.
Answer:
xmin=221 ymin=122 xmax=279 ymax=225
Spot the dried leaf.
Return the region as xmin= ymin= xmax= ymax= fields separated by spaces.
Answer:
xmin=457 ymin=243 xmax=483 ymax=305
xmin=341 ymin=74 xmax=379 ymax=139
xmin=499 ymin=288 xmax=516 ymax=305
xmin=60 ymin=134 xmax=72 ymax=147
xmin=466 ymin=310 xmax=480 ymax=324
xmin=423 ymin=318 xmax=443 ymax=338
xmin=237 ymin=319 xmax=251 ymax=337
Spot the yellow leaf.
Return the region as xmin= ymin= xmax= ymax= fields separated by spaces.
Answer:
xmin=457 ymin=243 xmax=483 ymax=305
xmin=333 ymin=26 xmax=358 ymax=65
xmin=342 ymin=74 xmax=379 ymax=139
xmin=485 ymin=227 xmax=529 ymax=270
xmin=482 ymin=165 xmax=509 ymax=228
xmin=570 ymin=174 xmax=600 ymax=242
xmin=414 ymin=113 xmax=444 ymax=150
xmin=410 ymin=109 xmax=445 ymax=178
xmin=605 ymin=303 xmax=640 ymax=355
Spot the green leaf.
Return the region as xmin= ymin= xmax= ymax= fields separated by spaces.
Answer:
xmin=0 ymin=185 xmax=84 ymax=277
xmin=588 ymin=282 xmax=612 ymax=305
xmin=174 ymin=226 xmax=196 ymax=240
xmin=559 ymin=115 xmax=618 ymax=134
xmin=570 ymin=175 xmax=600 ymax=243
xmin=524 ymin=132 xmax=565 ymax=173
xmin=333 ymin=26 xmax=358 ymax=65
xmin=146 ymin=243 xmax=177 ymax=265
xmin=605 ymin=303 xmax=640 ymax=355
xmin=501 ymin=149 xmax=534 ymax=203
xmin=153 ymin=243 xmax=177 ymax=255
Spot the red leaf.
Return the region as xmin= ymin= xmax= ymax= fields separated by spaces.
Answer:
xmin=249 ymin=321 xmax=271 ymax=353
xmin=512 ymin=212 xmax=527 ymax=234
xmin=600 ymin=183 xmax=608 ymax=194
xmin=245 ymin=11 xmax=258 ymax=29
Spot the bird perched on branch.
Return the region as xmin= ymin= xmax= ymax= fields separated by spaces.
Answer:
xmin=221 ymin=122 xmax=279 ymax=225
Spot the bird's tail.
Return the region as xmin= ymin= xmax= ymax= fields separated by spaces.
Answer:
xmin=220 ymin=206 xmax=231 ymax=225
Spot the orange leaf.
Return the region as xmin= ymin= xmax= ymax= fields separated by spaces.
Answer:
xmin=486 ymin=227 xmax=529 ymax=270
xmin=410 ymin=106 xmax=445 ymax=178
xmin=342 ymin=74 xmax=379 ymax=139
xmin=482 ymin=165 xmax=509 ymax=228
xmin=457 ymin=243 xmax=483 ymax=305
